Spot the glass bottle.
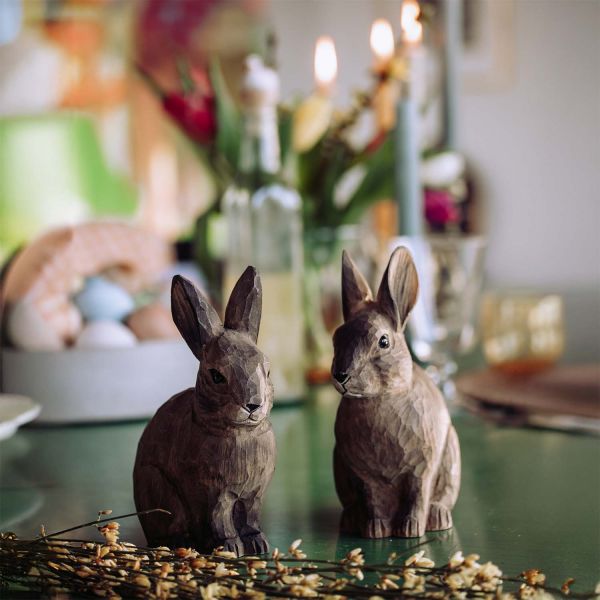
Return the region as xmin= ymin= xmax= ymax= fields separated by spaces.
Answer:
xmin=223 ymin=55 xmax=305 ymax=403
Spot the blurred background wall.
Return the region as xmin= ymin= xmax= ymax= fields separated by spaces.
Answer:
xmin=268 ymin=0 xmax=600 ymax=360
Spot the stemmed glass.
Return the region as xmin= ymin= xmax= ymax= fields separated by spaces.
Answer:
xmin=390 ymin=235 xmax=487 ymax=402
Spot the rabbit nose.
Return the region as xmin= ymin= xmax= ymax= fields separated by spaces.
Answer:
xmin=246 ymin=403 xmax=261 ymax=413
xmin=333 ymin=371 xmax=350 ymax=384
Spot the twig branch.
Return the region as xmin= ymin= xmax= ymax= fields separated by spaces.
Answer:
xmin=29 ymin=508 xmax=171 ymax=545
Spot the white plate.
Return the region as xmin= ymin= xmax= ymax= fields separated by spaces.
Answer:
xmin=0 ymin=394 xmax=41 ymax=440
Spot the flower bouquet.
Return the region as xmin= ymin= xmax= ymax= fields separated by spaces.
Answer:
xmin=137 ymin=54 xmax=471 ymax=381
xmin=138 ymin=56 xmax=470 ymax=235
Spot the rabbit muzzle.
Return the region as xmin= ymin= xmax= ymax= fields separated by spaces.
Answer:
xmin=242 ymin=400 xmax=267 ymax=422
xmin=331 ymin=352 xmax=370 ymax=397
xmin=232 ymin=366 xmax=272 ymax=426
xmin=331 ymin=362 xmax=375 ymax=398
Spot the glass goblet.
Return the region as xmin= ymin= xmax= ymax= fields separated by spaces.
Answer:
xmin=390 ymin=235 xmax=487 ymax=402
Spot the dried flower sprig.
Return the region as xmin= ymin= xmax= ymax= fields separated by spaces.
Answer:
xmin=0 ymin=511 xmax=597 ymax=600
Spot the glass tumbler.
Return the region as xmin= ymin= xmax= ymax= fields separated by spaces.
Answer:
xmin=480 ymin=292 xmax=565 ymax=375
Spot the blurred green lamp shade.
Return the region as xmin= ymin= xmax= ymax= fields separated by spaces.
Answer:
xmin=0 ymin=113 xmax=136 ymax=260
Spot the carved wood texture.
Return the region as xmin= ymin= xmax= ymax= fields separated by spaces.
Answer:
xmin=331 ymin=248 xmax=461 ymax=538
xmin=133 ymin=267 xmax=276 ymax=556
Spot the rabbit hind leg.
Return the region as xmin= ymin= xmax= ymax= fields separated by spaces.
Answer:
xmin=334 ymin=447 xmax=368 ymax=534
xmin=427 ymin=426 xmax=461 ymax=531
xmin=134 ymin=465 xmax=192 ymax=547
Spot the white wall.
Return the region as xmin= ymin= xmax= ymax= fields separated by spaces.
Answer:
xmin=460 ymin=0 xmax=600 ymax=290
xmin=267 ymin=0 xmax=600 ymax=359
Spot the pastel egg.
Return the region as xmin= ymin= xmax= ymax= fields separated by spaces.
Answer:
xmin=75 ymin=320 xmax=137 ymax=349
xmin=126 ymin=303 xmax=179 ymax=341
xmin=73 ymin=277 xmax=135 ymax=322
xmin=7 ymin=299 xmax=65 ymax=351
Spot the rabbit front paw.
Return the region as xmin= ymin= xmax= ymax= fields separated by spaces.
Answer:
xmin=243 ymin=532 xmax=270 ymax=555
xmin=221 ymin=536 xmax=245 ymax=557
xmin=427 ymin=502 xmax=453 ymax=531
xmin=395 ymin=514 xmax=425 ymax=538
xmin=362 ymin=518 xmax=392 ymax=538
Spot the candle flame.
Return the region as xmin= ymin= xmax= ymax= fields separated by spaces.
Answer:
xmin=370 ymin=19 xmax=395 ymax=61
xmin=314 ymin=36 xmax=338 ymax=89
xmin=401 ymin=0 xmax=423 ymax=44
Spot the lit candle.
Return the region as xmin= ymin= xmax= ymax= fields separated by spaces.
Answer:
xmin=400 ymin=0 xmax=426 ymax=96
xmin=370 ymin=19 xmax=398 ymax=131
xmin=292 ymin=36 xmax=337 ymax=152
xmin=395 ymin=0 xmax=424 ymax=235
xmin=401 ymin=0 xmax=423 ymax=45
xmin=370 ymin=19 xmax=395 ymax=73
xmin=314 ymin=36 xmax=337 ymax=96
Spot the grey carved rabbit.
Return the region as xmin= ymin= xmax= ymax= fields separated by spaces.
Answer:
xmin=331 ymin=247 xmax=461 ymax=538
xmin=133 ymin=267 xmax=275 ymax=556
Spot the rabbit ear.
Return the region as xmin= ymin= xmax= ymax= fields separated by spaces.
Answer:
xmin=224 ymin=266 xmax=262 ymax=342
xmin=342 ymin=250 xmax=373 ymax=321
xmin=171 ymin=275 xmax=223 ymax=359
xmin=376 ymin=246 xmax=419 ymax=330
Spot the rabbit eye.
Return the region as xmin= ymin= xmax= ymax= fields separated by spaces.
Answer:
xmin=378 ymin=334 xmax=390 ymax=349
xmin=209 ymin=369 xmax=226 ymax=384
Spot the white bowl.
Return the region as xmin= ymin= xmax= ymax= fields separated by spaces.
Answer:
xmin=1 ymin=340 xmax=199 ymax=424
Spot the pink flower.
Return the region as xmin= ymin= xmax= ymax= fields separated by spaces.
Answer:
xmin=424 ymin=188 xmax=460 ymax=227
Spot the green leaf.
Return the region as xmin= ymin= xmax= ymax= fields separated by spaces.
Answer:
xmin=341 ymin=134 xmax=395 ymax=224
xmin=295 ymin=136 xmax=358 ymax=230
xmin=278 ymin=105 xmax=294 ymax=168
xmin=209 ymin=59 xmax=241 ymax=173
xmin=319 ymin=145 xmax=353 ymax=227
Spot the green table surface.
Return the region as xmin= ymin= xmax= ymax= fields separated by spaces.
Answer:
xmin=1 ymin=387 xmax=599 ymax=591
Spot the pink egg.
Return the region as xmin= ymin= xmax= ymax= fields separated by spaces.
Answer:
xmin=126 ymin=303 xmax=179 ymax=341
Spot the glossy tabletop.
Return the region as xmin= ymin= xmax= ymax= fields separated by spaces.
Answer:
xmin=1 ymin=387 xmax=599 ymax=591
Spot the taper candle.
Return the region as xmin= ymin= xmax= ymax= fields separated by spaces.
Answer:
xmin=314 ymin=36 xmax=337 ymax=97
xmin=370 ymin=19 xmax=398 ymax=132
xmin=292 ymin=36 xmax=337 ymax=153
xmin=443 ymin=0 xmax=462 ymax=148
xmin=395 ymin=0 xmax=423 ymax=235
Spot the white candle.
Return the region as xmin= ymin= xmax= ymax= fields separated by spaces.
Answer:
xmin=401 ymin=0 xmax=426 ymax=96
xmin=292 ymin=37 xmax=337 ymax=152
xmin=370 ymin=19 xmax=397 ymax=131
xmin=313 ymin=36 xmax=337 ymax=96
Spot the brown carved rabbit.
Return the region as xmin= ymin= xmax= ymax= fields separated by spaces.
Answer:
xmin=331 ymin=247 xmax=461 ymax=539
xmin=133 ymin=267 xmax=275 ymax=556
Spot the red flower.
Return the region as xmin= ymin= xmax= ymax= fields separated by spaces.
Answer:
xmin=424 ymin=188 xmax=460 ymax=227
xmin=163 ymin=90 xmax=217 ymax=145
xmin=365 ymin=130 xmax=386 ymax=154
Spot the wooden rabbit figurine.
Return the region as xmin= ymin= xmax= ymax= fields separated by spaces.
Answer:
xmin=331 ymin=247 xmax=461 ymax=539
xmin=133 ymin=267 xmax=275 ymax=556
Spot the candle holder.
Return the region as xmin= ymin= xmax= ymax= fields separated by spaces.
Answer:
xmin=389 ymin=234 xmax=486 ymax=402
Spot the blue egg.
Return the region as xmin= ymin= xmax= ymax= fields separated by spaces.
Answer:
xmin=74 ymin=276 xmax=135 ymax=322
